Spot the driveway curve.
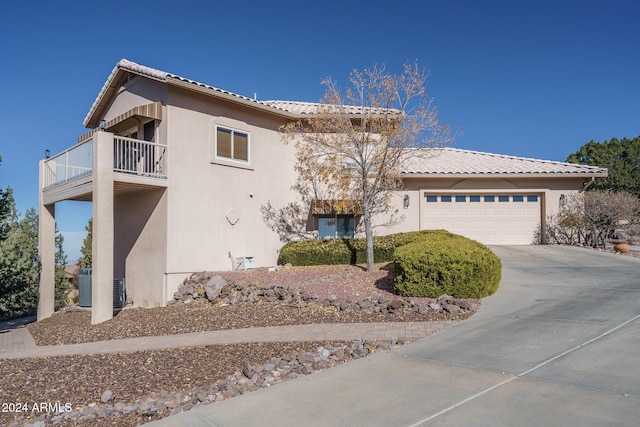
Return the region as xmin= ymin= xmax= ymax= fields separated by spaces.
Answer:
xmin=149 ymin=246 xmax=640 ymax=427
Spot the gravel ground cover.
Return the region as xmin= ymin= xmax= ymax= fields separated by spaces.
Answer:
xmin=3 ymin=263 xmax=480 ymax=426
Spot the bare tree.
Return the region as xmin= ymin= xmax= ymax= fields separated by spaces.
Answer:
xmin=281 ymin=62 xmax=455 ymax=271
xmin=541 ymin=190 xmax=640 ymax=248
xmin=261 ymin=147 xmax=348 ymax=242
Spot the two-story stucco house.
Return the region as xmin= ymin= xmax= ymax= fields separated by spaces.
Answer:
xmin=38 ymin=59 xmax=607 ymax=324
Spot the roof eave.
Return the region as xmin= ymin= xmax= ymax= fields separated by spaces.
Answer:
xmin=167 ymin=80 xmax=375 ymax=120
xmin=83 ymin=63 xmax=168 ymax=129
xmin=167 ymin=78 xmax=298 ymax=120
xmin=400 ymin=172 xmax=609 ymax=179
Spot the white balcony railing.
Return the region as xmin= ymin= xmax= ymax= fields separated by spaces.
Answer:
xmin=43 ymin=135 xmax=168 ymax=189
xmin=113 ymin=136 xmax=167 ymax=178
xmin=43 ymin=138 xmax=93 ymax=188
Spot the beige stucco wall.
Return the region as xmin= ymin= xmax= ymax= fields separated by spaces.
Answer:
xmin=114 ymin=189 xmax=167 ymax=308
xmin=103 ymin=76 xmax=168 ymax=124
xmin=95 ymin=79 xmax=301 ymax=306
xmin=161 ymin=87 xmax=298 ymax=298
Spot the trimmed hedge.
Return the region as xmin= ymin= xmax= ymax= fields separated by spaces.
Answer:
xmin=279 ymin=236 xmax=395 ymax=266
xmin=279 ymin=229 xmax=501 ymax=299
xmin=393 ymin=232 xmax=501 ymax=298
xmin=279 ymin=230 xmax=450 ymax=266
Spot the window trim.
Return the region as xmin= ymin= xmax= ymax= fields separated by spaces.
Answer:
xmin=214 ymin=124 xmax=250 ymax=165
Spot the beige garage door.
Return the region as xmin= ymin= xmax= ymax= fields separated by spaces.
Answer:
xmin=423 ymin=193 xmax=541 ymax=245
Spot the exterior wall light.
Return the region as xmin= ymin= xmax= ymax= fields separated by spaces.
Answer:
xmin=403 ymin=194 xmax=410 ymax=209
xmin=99 ymin=119 xmax=107 ymax=131
xmin=45 ymin=149 xmax=50 ymax=159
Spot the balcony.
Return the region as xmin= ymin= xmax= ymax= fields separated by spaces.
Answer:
xmin=41 ymin=134 xmax=168 ymax=204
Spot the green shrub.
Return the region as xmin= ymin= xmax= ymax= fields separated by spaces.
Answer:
xmin=279 ymin=236 xmax=397 ymax=266
xmin=279 ymin=229 xmax=501 ymax=299
xmin=279 ymin=239 xmax=352 ymax=266
xmin=279 ymin=229 xmax=453 ymax=266
xmin=393 ymin=233 xmax=501 ymax=298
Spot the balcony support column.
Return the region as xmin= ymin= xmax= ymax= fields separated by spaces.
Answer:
xmin=37 ymin=160 xmax=56 ymax=321
xmin=91 ymin=131 xmax=115 ymax=324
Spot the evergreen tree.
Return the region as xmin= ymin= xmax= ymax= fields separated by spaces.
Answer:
xmin=567 ymin=136 xmax=640 ymax=197
xmin=0 ymin=205 xmax=39 ymax=319
xmin=79 ymin=218 xmax=92 ymax=268
xmin=54 ymin=227 xmax=70 ymax=310
xmin=0 ymin=153 xmax=69 ymax=317
xmin=0 ymin=155 xmax=12 ymax=241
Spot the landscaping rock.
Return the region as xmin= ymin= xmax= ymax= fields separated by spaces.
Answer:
xmin=168 ymin=270 xmax=480 ymax=319
xmin=442 ymin=303 xmax=461 ymax=314
xmin=38 ymin=339 xmax=414 ymax=426
xmin=100 ymin=390 xmax=114 ymax=404
xmin=205 ymin=275 xmax=227 ymax=302
xmin=387 ymin=300 xmax=403 ymax=312
xmin=242 ymin=361 xmax=254 ymax=379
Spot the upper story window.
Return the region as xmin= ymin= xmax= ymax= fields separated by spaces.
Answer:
xmin=216 ymin=125 xmax=249 ymax=162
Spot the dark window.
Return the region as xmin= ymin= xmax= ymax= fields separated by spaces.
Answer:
xmin=527 ymin=195 xmax=539 ymax=202
xmin=216 ymin=126 xmax=249 ymax=162
xmin=426 ymin=195 xmax=438 ymax=203
xmin=441 ymin=195 xmax=452 ymax=202
xmin=143 ymin=121 xmax=155 ymax=142
xmin=484 ymin=195 xmax=495 ymax=202
xmin=499 ymin=195 xmax=510 ymax=202
xmin=470 ymin=195 xmax=481 ymax=202
xmin=513 ymin=195 xmax=524 ymax=202
xmin=318 ymin=215 xmax=355 ymax=239
xmin=455 ymin=195 xmax=466 ymax=202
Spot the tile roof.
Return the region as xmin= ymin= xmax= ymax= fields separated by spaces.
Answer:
xmin=85 ymin=59 xmax=284 ymax=126
xmin=261 ymin=100 xmax=395 ymax=116
xmin=84 ymin=60 xmax=398 ymax=127
xmin=401 ymin=148 xmax=608 ymax=177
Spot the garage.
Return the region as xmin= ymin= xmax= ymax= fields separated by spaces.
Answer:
xmin=393 ymin=148 xmax=608 ymax=246
xmin=422 ymin=192 xmax=542 ymax=245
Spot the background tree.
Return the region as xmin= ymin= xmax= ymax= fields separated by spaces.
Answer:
xmin=281 ymin=62 xmax=455 ymax=271
xmin=1 ymin=153 xmax=39 ymax=318
xmin=0 ymin=154 xmax=12 ymax=241
xmin=54 ymin=227 xmax=70 ymax=310
xmin=0 ymin=154 xmax=69 ymax=318
xmin=79 ymin=218 xmax=92 ymax=268
xmin=0 ymin=202 xmax=39 ymax=319
xmin=567 ymin=136 xmax=640 ymax=197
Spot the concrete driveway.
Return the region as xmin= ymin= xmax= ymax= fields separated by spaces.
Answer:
xmin=149 ymin=246 xmax=640 ymax=427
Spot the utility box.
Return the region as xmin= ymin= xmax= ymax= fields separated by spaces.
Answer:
xmin=78 ymin=268 xmax=92 ymax=307
xmin=237 ymin=256 xmax=255 ymax=270
xmin=113 ymin=278 xmax=126 ymax=310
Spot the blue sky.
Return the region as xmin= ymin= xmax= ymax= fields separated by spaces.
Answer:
xmin=1 ymin=0 xmax=638 ymax=262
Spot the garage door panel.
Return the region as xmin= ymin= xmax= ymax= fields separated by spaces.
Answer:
xmin=423 ymin=193 xmax=540 ymax=245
